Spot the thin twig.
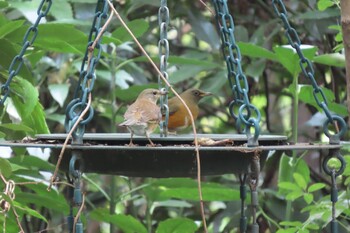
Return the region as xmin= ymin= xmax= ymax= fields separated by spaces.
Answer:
xmin=17 ymin=181 xmax=74 ymax=188
xmin=90 ymin=12 xmax=114 ymax=50
xmin=73 ymin=193 xmax=85 ymax=233
xmin=12 ymin=206 xmax=24 ymax=233
xmin=106 ymin=1 xmax=207 ymax=231
xmin=199 ymin=0 xmax=215 ymax=15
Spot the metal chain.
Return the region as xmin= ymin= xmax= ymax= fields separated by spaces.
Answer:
xmin=249 ymin=152 xmax=261 ymax=233
xmin=322 ymin=149 xmax=346 ymax=233
xmin=211 ymin=0 xmax=261 ymax=146
xmin=0 ymin=0 xmax=52 ymax=105
xmin=65 ymin=0 xmax=108 ymax=143
xmin=239 ymin=174 xmax=247 ymax=233
xmin=272 ymin=0 xmax=347 ymax=144
xmin=68 ymin=154 xmax=83 ymax=233
xmin=158 ymin=0 xmax=170 ymax=137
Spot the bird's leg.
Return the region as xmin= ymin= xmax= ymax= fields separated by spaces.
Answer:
xmin=146 ymin=132 xmax=155 ymax=147
xmin=128 ymin=131 xmax=135 ymax=146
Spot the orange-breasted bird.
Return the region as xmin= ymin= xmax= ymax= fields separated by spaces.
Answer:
xmin=119 ymin=88 xmax=166 ymax=146
xmin=166 ymin=88 xmax=211 ymax=133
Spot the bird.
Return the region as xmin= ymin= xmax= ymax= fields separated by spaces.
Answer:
xmin=166 ymin=88 xmax=211 ymax=133
xmin=119 ymin=88 xmax=166 ymax=146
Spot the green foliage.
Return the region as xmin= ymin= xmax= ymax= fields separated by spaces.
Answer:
xmin=0 ymin=0 xmax=348 ymax=232
xmin=156 ymin=218 xmax=198 ymax=233
xmin=90 ymin=208 xmax=148 ymax=233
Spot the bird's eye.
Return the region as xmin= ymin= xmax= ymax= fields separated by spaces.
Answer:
xmin=152 ymin=91 xmax=158 ymax=95
xmin=194 ymin=91 xmax=199 ymax=96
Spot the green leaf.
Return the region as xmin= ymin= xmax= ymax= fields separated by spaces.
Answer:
xmin=34 ymin=24 xmax=86 ymax=54
xmin=279 ymin=221 xmax=303 ymax=227
xmin=238 ymin=42 xmax=277 ymax=61
xmin=278 ymin=154 xmax=310 ymax=189
xmin=297 ymin=85 xmax=348 ymax=116
xmin=317 ymin=0 xmax=335 ymax=11
xmin=9 ymin=156 xmax=55 ymax=171
xmin=307 ymin=183 xmax=326 ymax=192
xmin=246 ymin=59 xmax=266 ymax=81
xmin=9 ymin=163 xmax=27 ymax=172
xmin=148 ymin=178 xmax=240 ymax=201
xmin=152 ymin=200 xmax=192 ymax=212
xmin=156 ymin=218 xmax=198 ymax=233
xmin=306 ymin=223 xmax=319 ymax=230
xmin=15 ymin=192 xmax=69 ymax=213
xmin=10 ymin=76 xmax=39 ymax=119
xmin=0 ymin=1 xmax=9 ymax=8
xmin=313 ymin=53 xmax=345 ymax=67
xmin=90 ymin=209 xmax=147 ymax=233
xmin=115 ymin=84 xmax=158 ymax=102
xmin=49 ymin=0 xmax=73 ymax=20
xmin=297 ymin=8 xmax=340 ymax=20
xmin=0 ymin=20 xmax=25 ymax=39
xmin=278 ymin=182 xmax=300 ymax=191
xmin=274 ymin=45 xmax=317 ymax=76
xmin=169 ymin=65 xmax=209 ymax=84
xmin=0 ymin=123 xmax=33 ymax=133
xmin=293 ymin=173 xmax=307 ymax=190
xmin=285 ymin=191 xmax=303 ymax=201
xmin=111 ymin=19 xmax=149 ymax=44
xmin=14 ymin=201 xmax=47 ymax=222
xmin=0 ymin=39 xmax=33 ymax=82
xmin=48 ymin=84 xmax=70 ymax=107
xmin=21 ymin=102 xmax=50 ymax=134
xmin=303 ymin=193 xmax=313 ymax=204
xmin=0 ymin=158 xmax=12 ymax=178
xmin=187 ymin=10 xmax=220 ymax=49
xmin=276 ymin=228 xmax=299 ymax=233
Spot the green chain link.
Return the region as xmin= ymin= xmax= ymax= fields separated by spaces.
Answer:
xmin=322 ymin=149 xmax=346 ymax=233
xmin=65 ymin=0 xmax=108 ymax=143
xmin=68 ymin=153 xmax=83 ymax=233
xmin=239 ymin=174 xmax=247 ymax=233
xmin=272 ymin=0 xmax=347 ymax=144
xmin=211 ymin=0 xmax=261 ymax=146
xmin=0 ymin=0 xmax=52 ymax=105
xmin=158 ymin=0 xmax=170 ymax=137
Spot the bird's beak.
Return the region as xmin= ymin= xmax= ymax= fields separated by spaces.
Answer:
xmin=200 ymin=91 xmax=212 ymax=97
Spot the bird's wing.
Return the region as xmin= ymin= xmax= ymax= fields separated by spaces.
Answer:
xmin=120 ymin=101 xmax=160 ymax=126
xmin=140 ymin=101 xmax=161 ymax=123
xmin=168 ymin=97 xmax=181 ymax=116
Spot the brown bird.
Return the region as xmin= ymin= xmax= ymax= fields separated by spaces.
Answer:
xmin=119 ymin=88 xmax=166 ymax=146
xmin=166 ymin=88 xmax=211 ymax=133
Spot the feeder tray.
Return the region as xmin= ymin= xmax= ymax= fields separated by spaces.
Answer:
xmin=0 ymin=133 xmax=341 ymax=177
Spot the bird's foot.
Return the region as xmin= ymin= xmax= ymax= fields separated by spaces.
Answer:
xmin=146 ymin=142 xmax=156 ymax=147
xmin=126 ymin=141 xmax=137 ymax=147
xmin=167 ymin=131 xmax=177 ymax=135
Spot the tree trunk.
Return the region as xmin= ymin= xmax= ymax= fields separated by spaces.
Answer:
xmin=341 ymin=0 xmax=350 ymax=126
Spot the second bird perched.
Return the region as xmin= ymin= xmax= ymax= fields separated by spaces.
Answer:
xmin=166 ymin=88 xmax=211 ymax=133
xmin=119 ymin=88 xmax=166 ymax=146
